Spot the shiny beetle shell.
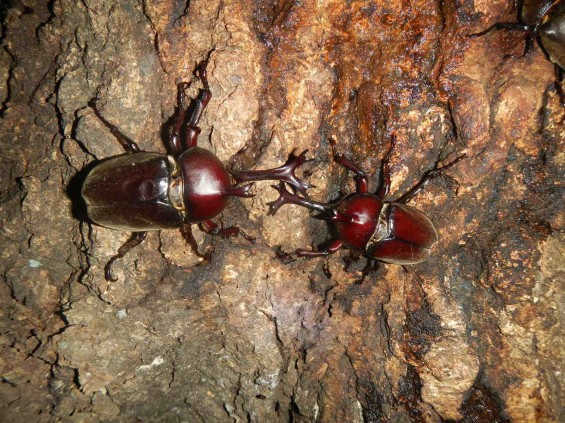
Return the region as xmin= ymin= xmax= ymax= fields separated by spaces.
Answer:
xmin=82 ymin=153 xmax=184 ymax=231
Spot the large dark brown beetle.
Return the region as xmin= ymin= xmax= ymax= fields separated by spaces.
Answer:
xmin=266 ymin=136 xmax=465 ymax=272
xmin=81 ymin=61 xmax=311 ymax=281
xmin=469 ymin=0 xmax=565 ymax=97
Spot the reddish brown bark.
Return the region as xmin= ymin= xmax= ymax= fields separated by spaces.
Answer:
xmin=1 ymin=0 xmax=562 ymax=421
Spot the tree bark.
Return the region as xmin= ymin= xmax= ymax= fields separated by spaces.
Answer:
xmin=1 ymin=0 xmax=563 ymax=422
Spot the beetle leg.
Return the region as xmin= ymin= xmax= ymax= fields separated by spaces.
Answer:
xmin=185 ymin=61 xmax=212 ymax=149
xmin=376 ymin=134 xmax=397 ymax=199
xmin=230 ymin=149 xmax=314 ymax=196
xmin=104 ymin=231 xmax=148 ymax=281
xmin=468 ymin=22 xmax=538 ymax=59
xmin=468 ymin=22 xmax=531 ymax=38
xmin=276 ymin=239 xmax=343 ymax=262
xmin=395 ymin=154 xmax=466 ymax=204
xmin=342 ymin=252 xmax=380 ymax=284
xmin=555 ymin=65 xmax=564 ymax=107
xmin=523 ymin=26 xmax=538 ymax=56
xmin=88 ymin=99 xmax=141 ymax=153
xmin=357 ymin=259 xmax=380 ymax=284
xmin=343 ymin=250 xmax=362 ymax=272
xmin=275 ymin=247 xmax=297 ymax=263
xmin=329 ymin=138 xmax=368 ymax=194
xmin=167 ymin=81 xmax=191 ymax=156
xmin=179 ymin=223 xmax=210 ymax=260
xmin=297 ymin=239 xmax=343 ymax=257
xmin=200 ymin=220 xmax=255 ymax=243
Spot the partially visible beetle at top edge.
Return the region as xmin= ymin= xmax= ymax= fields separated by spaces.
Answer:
xmin=469 ymin=0 xmax=565 ymax=97
xmin=81 ymin=60 xmax=312 ymax=281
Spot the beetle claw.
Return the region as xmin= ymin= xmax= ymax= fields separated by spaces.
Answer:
xmin=241 ymin=231 xmax=256 ymax=243
xmin=104 ymin=260 xmax=118 ymax=282
xmin=266 ymin=183 xmax=291 ymax=215
xmin=284 ymin=149 xmax=314 ymax=195
xmin=275 ymin=246 xmax=297 ymax=264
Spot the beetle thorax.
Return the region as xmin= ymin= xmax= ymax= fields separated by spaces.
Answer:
xmin=174 ymin=147 xmax=233 ymax=223
xmin=334 ymin=194 xmax=385 ymax=251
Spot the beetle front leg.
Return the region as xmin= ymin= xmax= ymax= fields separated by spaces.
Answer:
xmin=376 ymin=134 xmax=397 ymax=198
xmin=230 ymin=149 xmax=314 ymax=196
xmin=329 ymin=138 xmax=368 ymax=194
xmin=200 ymin=220 xmax=255 ymax=243
xmin=185 ymin=61 xmax=212 ymax=149
xmin=167 ymin=61 xmax=212 ymax=155
xmin=167 ymin=81 xmax=191 ymax=156
xmin=395 ymin=153 xmax=466 ymax=204
xmin=104 ymin=231 xmax=148 ymax=281
xmin=468 ymin=22 xmax=537 ymax=58
xmin=298 ymin=239 xmax=343 ymax=257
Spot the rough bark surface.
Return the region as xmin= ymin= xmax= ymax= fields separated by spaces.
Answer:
xmin=1 ymin=0 xmax=563 ymax=422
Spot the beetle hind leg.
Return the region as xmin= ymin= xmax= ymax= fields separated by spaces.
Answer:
xmin=104 ymin=231 xmax=148 ymax=281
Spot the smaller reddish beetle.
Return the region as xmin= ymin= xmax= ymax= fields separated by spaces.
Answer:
xmin=268 ymin=137 xmax=465 ymax=266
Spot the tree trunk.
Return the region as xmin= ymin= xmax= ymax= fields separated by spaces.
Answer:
xmin=1 ymin=0 xmax=562 ymax=421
